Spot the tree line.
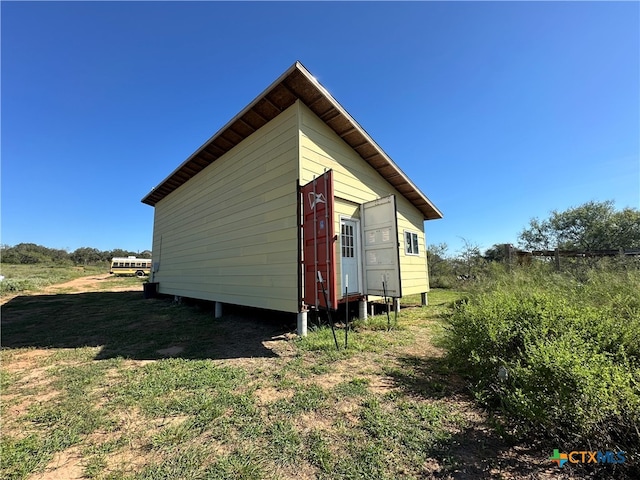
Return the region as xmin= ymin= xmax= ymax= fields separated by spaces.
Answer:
xmin=0 ymin=243 xmax=152 ymax=266
xmin=428 ymin=200 xmax=640 ymax=287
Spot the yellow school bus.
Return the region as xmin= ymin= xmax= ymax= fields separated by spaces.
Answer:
xmin=110 ymin=257 xmax=151 ymax=277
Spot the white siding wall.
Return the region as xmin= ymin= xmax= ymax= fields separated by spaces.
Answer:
xmin=151 ymin=104 xmax=300 ymax=312
xmin=298 ymin=102 xmax=429 ymax=296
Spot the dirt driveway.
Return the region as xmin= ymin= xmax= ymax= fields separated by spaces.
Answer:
xmin=1 ymin=274 xmax=143 ymax=306
xmin=42 ymin=274 xmax=144 ymax=294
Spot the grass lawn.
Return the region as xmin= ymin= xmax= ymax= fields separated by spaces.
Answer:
xmin=1 ymin=276 xmax=582 ymax=479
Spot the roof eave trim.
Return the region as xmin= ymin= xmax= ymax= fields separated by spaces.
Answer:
xmin=142 ymin=61 xmax=443 ymax=220
xmin=293 ymin=63 xmax=443 ymax=220
xmin=141 ymin=62 xmax=304 ymax=206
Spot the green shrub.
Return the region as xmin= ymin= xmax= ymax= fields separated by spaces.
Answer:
xmin=444 ymin=265 xmax=640 ymax=453
xmin=0 ymin=278 xmax=35 ymax=294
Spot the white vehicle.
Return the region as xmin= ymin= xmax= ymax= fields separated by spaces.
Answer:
xmin=110 ymin=256 xmax=151 ymax=277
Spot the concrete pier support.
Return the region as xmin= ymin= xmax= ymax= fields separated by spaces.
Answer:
xmin=421 ymin=292 xmax=428 ymax=306
xmin=297 ymin=311 xmax=308 ymax=337
xmin=214 ymin=301 xmax=223 ymax=318
xmin=358 ymin=299 xmax=368 ymax=321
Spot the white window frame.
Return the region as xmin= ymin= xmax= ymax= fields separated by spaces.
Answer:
xmin=405 ymin=230 xmax=420 ymax=256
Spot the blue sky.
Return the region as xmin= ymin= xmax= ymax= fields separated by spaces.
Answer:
xmin=2 ymin=1 xmax=638 ymax=256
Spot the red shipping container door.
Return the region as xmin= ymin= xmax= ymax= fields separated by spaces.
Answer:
xmin=301 ymin=171 xmax=337 ymax=310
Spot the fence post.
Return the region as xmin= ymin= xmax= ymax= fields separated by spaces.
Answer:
xmin=504 ymin=243 xmax=513 ymax=269
xmin=554 ymin=247 xmax=560 ymax=271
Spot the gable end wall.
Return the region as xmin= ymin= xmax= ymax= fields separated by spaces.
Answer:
xmin=151 ymin=104 xmax=300 ymax=312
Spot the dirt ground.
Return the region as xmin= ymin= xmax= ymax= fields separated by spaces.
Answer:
xmin=41 ymin=273 xmax=143 ymax=294
xmin=1 ymin=274 xmax=143 ymax=307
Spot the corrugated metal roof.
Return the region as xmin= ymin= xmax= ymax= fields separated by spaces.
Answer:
xmin=141 ymin=61 xmax=443 ymax=220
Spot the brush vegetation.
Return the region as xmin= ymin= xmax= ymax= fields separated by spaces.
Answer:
xmin=444 ymin=260 xmax=640 ymax=457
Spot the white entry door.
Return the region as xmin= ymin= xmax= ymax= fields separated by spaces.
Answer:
xmin=340 ymin=219 xmax=360 ymax=294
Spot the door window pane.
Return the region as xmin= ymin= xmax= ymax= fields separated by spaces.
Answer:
xmin=342 ymin=223 xmax=355 ymax=258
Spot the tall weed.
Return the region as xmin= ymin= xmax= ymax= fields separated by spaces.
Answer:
xmin=445 ymin=264 xmax=640 ymax=455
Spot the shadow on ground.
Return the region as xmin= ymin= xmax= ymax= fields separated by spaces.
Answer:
xmin=1 ymin=291 xmax=293 ymax=360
